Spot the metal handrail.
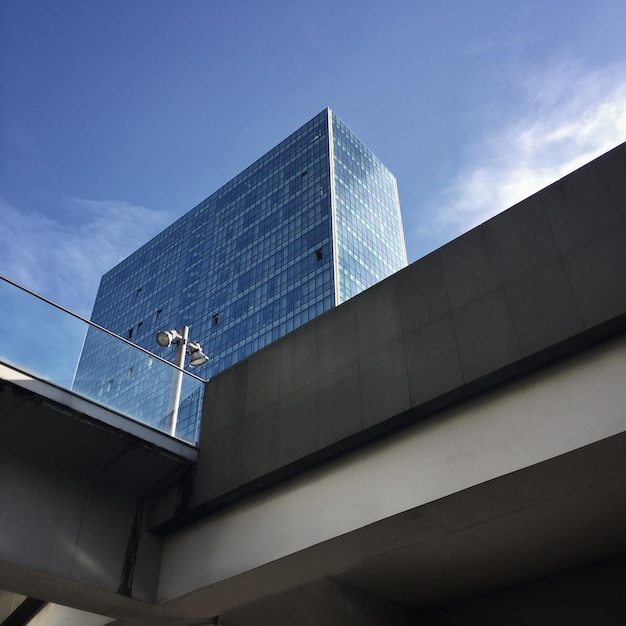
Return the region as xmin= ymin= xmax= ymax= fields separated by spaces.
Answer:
xmin=0 ymin=274 xmax=206 ymax=382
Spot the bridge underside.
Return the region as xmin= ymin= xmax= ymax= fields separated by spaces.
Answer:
xmin=2 ymin=333 xmax=625 ymax=625
xmin=155 ymin=333 xmax=626 ymax=625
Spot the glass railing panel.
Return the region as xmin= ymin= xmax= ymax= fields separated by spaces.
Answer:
xmin=0 ymin=274 xmax=87 ymax=388
xmin=0 ymin=276 xmax=204 ymax=444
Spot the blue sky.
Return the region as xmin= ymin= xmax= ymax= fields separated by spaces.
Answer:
xmin=1 ymin=0 xmax=625 ymax=318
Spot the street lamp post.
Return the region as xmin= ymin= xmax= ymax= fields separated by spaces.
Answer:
xmin=156 ymin=325 xmax=208 ymax=437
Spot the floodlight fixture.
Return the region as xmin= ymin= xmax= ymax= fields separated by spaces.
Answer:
xmin=155 ymin=325 xmax=209 ymax=436
xmin=156 ymin=329 xmax=181 ymax=348
xmin=188 ymin=343 xmax=209 ymax=367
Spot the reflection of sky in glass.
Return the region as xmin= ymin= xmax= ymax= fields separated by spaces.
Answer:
xmin=0 ymin=280 xmax=87 ymax=388
xmin=0 ymin=277 xmax=203 ymax=444
xmin=87 ymin=110 xmax=333 ymax=381
xmin=331 ymin=112 xmax=407 ymax=302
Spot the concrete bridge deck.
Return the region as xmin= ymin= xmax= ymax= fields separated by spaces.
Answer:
xmin=1 ymin=142 xmax=625 ymax=625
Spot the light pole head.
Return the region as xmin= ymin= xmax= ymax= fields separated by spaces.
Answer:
xmin=156 ymin=329 xmax=181 ymax=347
xmin=188 ymin=343 xmax=209 ymax=367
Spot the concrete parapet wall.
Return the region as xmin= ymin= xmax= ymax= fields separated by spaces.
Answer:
xmin=190 ymin=142 xmax=626 ymax=511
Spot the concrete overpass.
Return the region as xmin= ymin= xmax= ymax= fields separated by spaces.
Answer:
xmin=1 ymin=143 xmax=625 ymax=624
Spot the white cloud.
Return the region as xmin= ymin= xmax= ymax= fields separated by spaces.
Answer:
xmin=421 ymin=62 xmax=626 ymax=242
xmin=0 ymin=197 xmax=170 ymax=317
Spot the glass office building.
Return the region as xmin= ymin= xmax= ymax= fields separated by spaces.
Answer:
xmin=73 ymin=109 xmax=406 ymax=441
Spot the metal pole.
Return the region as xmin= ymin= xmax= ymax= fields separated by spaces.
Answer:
xmin=165 ymin=325 xmax=188 ymax=437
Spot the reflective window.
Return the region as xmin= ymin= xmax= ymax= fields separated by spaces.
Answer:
xmin=76 ymin=110 xmax=406 ymax=442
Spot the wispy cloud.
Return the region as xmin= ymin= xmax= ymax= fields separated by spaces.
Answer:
xmin=0 ymin=197 xmax=170 ymax=317
xmin=420 ymin=61 xmax=626 ymax=242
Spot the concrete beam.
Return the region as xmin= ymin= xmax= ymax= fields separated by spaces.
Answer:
xmin=191 ymin=142 xmax=626 ymax=511
xmin=157 ymin=333 xmax=626 ymax=617
xmin=219 ymin=579 xmax=416 ymax=626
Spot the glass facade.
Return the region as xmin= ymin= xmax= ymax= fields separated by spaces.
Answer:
xmin=331 ymin=112 xmax=407 ymax=302
xmin=74 ymin=109 xmax=406 ymax=442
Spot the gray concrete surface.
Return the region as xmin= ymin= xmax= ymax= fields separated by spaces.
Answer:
xmin=193 ymin=142 xmax=626 ymax=507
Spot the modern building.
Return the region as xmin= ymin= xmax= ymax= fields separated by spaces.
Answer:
xmin=73 ymin=108 xmax=407 ymax=440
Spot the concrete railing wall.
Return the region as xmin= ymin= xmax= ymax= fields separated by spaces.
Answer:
xmin=190 ymin=142 xmax=626 ymax=511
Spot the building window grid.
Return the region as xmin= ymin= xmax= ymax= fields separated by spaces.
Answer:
xmin=77 ymin=110 xmax=404 ymax=438
xmin=330 ymin=114 xmax=405 ymax=302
